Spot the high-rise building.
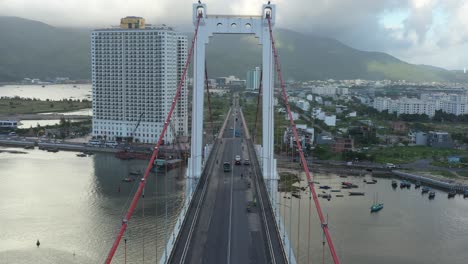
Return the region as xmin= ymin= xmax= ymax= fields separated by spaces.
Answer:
xmin=246 ymin=66 xmax=261 ymax=90
xmin=91 ymin=17 xmax=188 ymax=143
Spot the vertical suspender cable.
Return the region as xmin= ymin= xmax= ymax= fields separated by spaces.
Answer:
xmin=253 ymin=70 xmax=263 ymax=143
xmin=307 ymin=191 xmax=311 ymax=264
xmin=104 ymin=14 xmax=203 ymax=264
xmin=204 ymin=62 xmax=215 ymax=141
xmin=142 ymin=187 xmax=145 ymax=263
xmin=266 ymin=16 xmax=340 ymax=264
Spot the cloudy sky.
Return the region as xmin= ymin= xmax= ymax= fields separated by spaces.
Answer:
xmin=1 ymin=0 xmax=467 ymax=70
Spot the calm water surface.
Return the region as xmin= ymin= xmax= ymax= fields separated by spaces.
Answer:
xmin=2 ymin=148 xmax=468 ymax=264
xmin=279 ymin=172 xmax=468 ymax=264
xmin=0 ymin=84 xmax=91 ymax=100
xmin=0 ymin=147 xmax=185 ymax=264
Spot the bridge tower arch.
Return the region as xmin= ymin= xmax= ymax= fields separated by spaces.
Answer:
xmin=189 ymin=3 xmax=277 ymax=182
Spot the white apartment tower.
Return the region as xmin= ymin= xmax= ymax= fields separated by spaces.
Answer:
xmin=91 ymin=17 xmax=188 ymax=143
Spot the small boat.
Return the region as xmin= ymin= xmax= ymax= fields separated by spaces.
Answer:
xmin=129 ymin=170 xmax=142 ymax=176
xmin=371 ymin=203 xmax=384 ymax=212
xmin=370 ymin=193 xmax=383 ymax=213
xmin=319 ymin=185 xmax=331 ymax=189
xmin=122 ymin=178 xmax=135 ymax=182
xmin=47 ymin=148 xmax=59 ymax=153
xmin=349 ymin=192 xmax=365 ymax=196
xmin=330 ymin=190 xmax=341 ymax=193
xmin=400 ymin=181 xmax=410 ymax=188
xmin=428 ymin=191 xmax=436 ymax=199
xmin=421 ymin=186 xmax=430 ymax=194
xmin=448 ymin=189 xmax=456 ymax=198
xmin=366 ymin=181 xmax=376 ymax=185
xmin=339 ymin=175 xmax=348 ymax=178
xmin=336 ymin=194 xmax=344 ymax=197
xmin=319 ymin=194 xmax=332 ymax=199
xmin=464 ymin=190 xmax=468 ymax=198
xmin=415 ymin=181 xmax=421 ymax=188
xmin=76 ymin=153 xmax=86 ymax=157
xmin=24 ymin=145 xmax=34 ymax=150
xmin=341 ymin=185 xmax=352 ymax=189
xmin=391 ymin=180 xmax=397 ymax=188
xmin=292 ymin=193 xmax=301 ymax=199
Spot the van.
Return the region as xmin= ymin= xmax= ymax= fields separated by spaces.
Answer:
xmin=105 ymin=141 xmax=118 ymax=147
xmin=88 ymin=139 xmax=102 ymax=146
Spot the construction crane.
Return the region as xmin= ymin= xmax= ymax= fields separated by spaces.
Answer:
xmin=130 ymin=113 xmax=144 ymax=143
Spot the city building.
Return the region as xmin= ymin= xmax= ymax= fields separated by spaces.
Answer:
xmin=428 ymin=131 xmax=453 ymax=148
xmin=91 ymin=17 xmax=188 ymax=143
xmin=331 ymin=137 xmax=354 ymax=153
xmin=246 ymin=66 xmax=261 ymax=90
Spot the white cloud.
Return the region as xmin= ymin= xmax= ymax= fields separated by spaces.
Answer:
xmin=0 ymin=0 xmax=467 ymax=69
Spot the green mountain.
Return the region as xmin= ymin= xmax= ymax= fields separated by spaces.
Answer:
xmin=0 ymin=16 xmax=90 ymax=81
xmin=0 ymin=16 xmax=466 ymax=83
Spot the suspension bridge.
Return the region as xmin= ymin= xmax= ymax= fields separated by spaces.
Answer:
xmin=104 ymin=2 xmax=340 ymax=264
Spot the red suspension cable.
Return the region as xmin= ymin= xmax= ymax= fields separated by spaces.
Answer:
xmin=104 ymin=14 xmax=203 ymax=264
xmin=266 ymin=17 xmax=341 ymax=264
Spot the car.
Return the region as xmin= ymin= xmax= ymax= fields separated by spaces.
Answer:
xmin=385 ymin=163 xmax=396 ymax=169
xmin=244 ymin=159 xmax=250 ymax=165
xmin=235 ymin=155 xmax=241 ymax=165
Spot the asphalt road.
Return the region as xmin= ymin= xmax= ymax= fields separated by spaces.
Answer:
xmin=169 ymin=96 xmax=286 ymax=264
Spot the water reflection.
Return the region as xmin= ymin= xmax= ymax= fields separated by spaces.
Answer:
xmin=0 ymin=148 xmax=186 ymax=263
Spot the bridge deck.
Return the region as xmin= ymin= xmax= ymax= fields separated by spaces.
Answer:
xmin=169 ymin=98 xmax=286 ymax=264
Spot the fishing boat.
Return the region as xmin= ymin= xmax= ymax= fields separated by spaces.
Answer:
xmin=330 ymin=190 xmax=341 ymax=193
xmin=47 ymin=148 xmax=59 ymax=153
xmin=448 ymin=189 xmax=456 ymax=198
xmin=319 ymin=185 xmax=331 ymax=189
xmin=129 ymin=170 xmax=142 ymax=176
xmin=24 ymin=145 xmax=34 ymax=150
xmin=122 ymin=177 xmax=135 ymax=183
xmin=464 ymin=190 xmax=468 ymax=198
xmin=421 ymin=186 xmax=430 ymax=194
xmin=370 ymin=193 xmax=383 ymax=213
xmin=415 ymin=181 xmax=421 ymax=189
xmin=76 ymin=153 xmax=86 ymax=157
xmin=349 ymin=192 xmax=365 ymax=196
xmin=336 ymin=194 xmax=344 ymax=197
xmin=391 ymin=180 xmax=398 ymax=188
xmin=319 ymin=193 xmax=332 ymax=199
xmin=400 ymin=181 xmax=410 ymax=188
xmin=428 ymin=191 xmax=436 ymax=199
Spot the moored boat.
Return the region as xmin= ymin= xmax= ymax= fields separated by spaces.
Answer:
xmin=448 ymin=189 xmax=456 ymax=198
xmin=422 ymin=186 xmax=430 ymax=194
xmin=370 ymin=203 xmax=384 ymax=212
xmin=349 ymin=192 xmax=365 ymax=196
xmin=76 ymin=153 xmax=86 ymax=157
xmin=464 ymin=190 xmax=468 ymax=198
xmin=415 ymin=181 xmax=421 ymax=188
xmin=391 ymin=180 xmax=397 ymax=188
xmin=428 ymin=191 xmax=436 ymax=199
xmin=319 ymin=185 xmax=331 ymax=189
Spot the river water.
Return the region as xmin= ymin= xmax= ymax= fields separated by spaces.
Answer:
xmin=1 ymin=148 xmax=468 ymax=263
xmin=0 ymin=84 xmax=91 ymax=101
xmin=0 ymin=147 xmax=186 ymax=264
xmin=279 ymin=172 xmax=468 ymax=264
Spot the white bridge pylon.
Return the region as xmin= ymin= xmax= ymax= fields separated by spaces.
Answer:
xmin=189 ymin=3 xmax=277 ymax=181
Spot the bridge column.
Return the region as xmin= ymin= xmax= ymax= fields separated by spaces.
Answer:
xmin=261 ymin=5 xmax=276 ymax=182
xmin=189 ymin=4 xmax=208 ymax=179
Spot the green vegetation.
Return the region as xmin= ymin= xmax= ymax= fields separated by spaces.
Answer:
xmin=427 ymin=170 xmax=457 ymax=179
xmin=371 ymin=146 xmax=467 ymax=164
xmin=2 ymin=16 xmax=467 ymax=82
xmin=203 ymin=93 xmax=230 ymax=136
xmin=278 ymin=172 xmax=301 ymax=192
xmin=457 ymin=171 xmax=468 ymax=178
xmin=0 ymin=97 xmax=91 ymax=115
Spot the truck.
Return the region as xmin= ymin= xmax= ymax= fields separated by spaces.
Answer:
xmin=235 ymin=155 xmax=241 ymax=165
xmin=223 ymin=162 xmax=231 ymax=172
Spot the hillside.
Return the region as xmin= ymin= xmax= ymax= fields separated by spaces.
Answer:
xmin=0 ymin=16 xmax=466 ymax=83
xmin=0 ymin=16 xmax=90 ymax=81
